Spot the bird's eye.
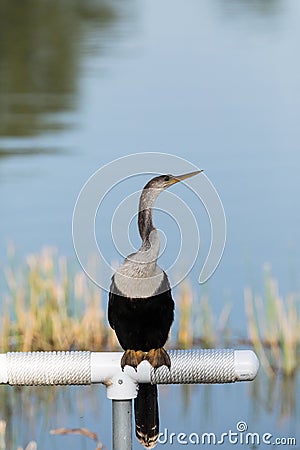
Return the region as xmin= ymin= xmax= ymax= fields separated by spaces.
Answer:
xmin=164 ymin=175 xmax=170 ymax=181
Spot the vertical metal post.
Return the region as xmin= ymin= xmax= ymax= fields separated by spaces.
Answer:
xmin=112 ymin=399 xmax=132 ymax=450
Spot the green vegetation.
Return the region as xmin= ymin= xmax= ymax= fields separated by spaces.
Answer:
xmin=1 ymin=248 xmax=299 ymax=376
xmin=1 ymin=248 xmax=116 ymax=353
xmin=245 ymin=264 xmax=300 ymax=376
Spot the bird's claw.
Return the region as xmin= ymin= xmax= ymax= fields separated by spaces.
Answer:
xmin=121 ymin=350 xmax=146 ymax=371
xmin=145 ymin=348 xmax=171 ymax=370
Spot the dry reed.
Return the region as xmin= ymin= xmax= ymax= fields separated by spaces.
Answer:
xmin=1 ymin=247 xmax=117 ymax=353
xmin=245 ymin=264 xmax=300 ymax=376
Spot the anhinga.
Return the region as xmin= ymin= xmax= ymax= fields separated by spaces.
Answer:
xmin=108 ymin=170 xmax=201 ymax=448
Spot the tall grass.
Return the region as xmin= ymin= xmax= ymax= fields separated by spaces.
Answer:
xmin=1 ymin=248 xmax=117 ymax=352
xmin=176 ymin=282 xmax=231 ymax=348
xmin=245 ymin=264 xmax=300 ymax=376
xmin=1 ymin=248 xmax=299 ymax=375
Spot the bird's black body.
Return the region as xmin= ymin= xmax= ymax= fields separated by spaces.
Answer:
xmin=109 ymin=274 xmax=174 ymax=448
xmin=108 ymin=275 xmax=174 ymax=352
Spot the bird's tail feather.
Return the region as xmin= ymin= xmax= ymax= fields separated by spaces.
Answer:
xmin=134 ymin=384 xmax=159 ymax=448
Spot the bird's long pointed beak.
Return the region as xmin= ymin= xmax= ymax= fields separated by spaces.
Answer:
xmin=172 ymin=169 xmax=203 ymax=184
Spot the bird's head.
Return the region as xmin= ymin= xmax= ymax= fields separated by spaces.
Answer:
xmin=138 ymin=169 xmax=203 ymax=244
xmin=144 ymin=170 xmax=203 ymax=191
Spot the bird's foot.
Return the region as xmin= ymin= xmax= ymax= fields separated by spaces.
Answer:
xmin=121 ymin=349 xmax=146 ymax=371
xmin=145 ymin=348 xmax=171 ymax=370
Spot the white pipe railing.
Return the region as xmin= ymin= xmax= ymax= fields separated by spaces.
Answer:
xmin=0 ymin=349 xmax=259 ymax=399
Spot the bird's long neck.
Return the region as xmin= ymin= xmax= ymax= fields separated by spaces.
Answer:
xmin=138 ymin=187 xmax=161 ymax=245
xmin=112 ymin=186 xmax=164 ymax=296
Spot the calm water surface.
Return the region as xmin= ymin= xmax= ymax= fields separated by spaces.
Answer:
xmin=0 ymin=0 xmax=299 ymax=449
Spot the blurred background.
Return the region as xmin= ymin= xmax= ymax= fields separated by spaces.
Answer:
xmin=0 ymin=0 xmax=299 ymax=449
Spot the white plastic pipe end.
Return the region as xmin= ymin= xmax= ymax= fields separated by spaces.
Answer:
xmin=234 ymin=350 xmax=259 ymax=381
